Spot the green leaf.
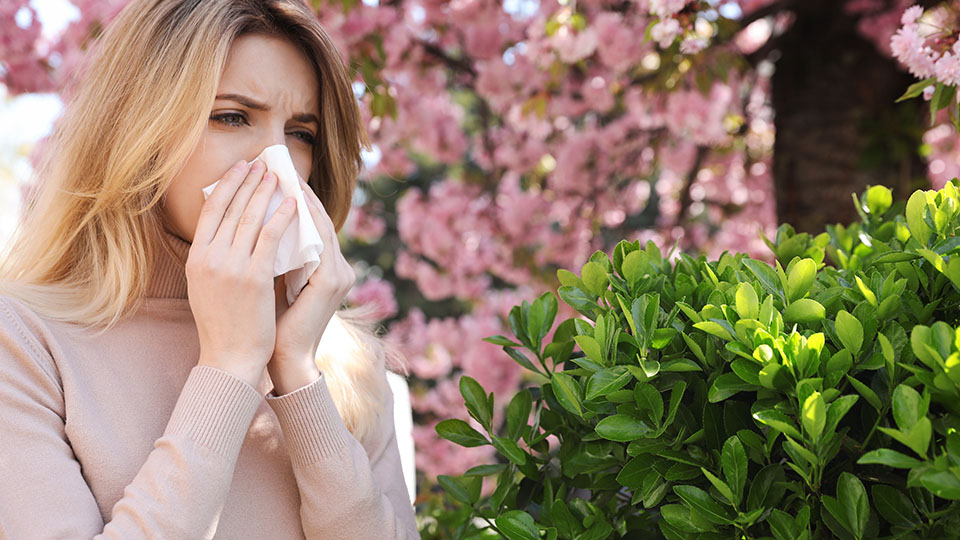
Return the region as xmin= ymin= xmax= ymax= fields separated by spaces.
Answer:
xmin=767 ymin=509 xmax=798 ymax=540
xmin=891 ymin=384 xmax=922 ymax=432
xmin=528 ymin=291 xmax=558 ymax=347
xmin=871 ymin=485 xmax=920 ymax=528
xmin=495 ymin=510 xmax=541 ymax=540
xmin=700 ymin=467 xmax=736 ymax=506
xmin=484 ymin=334 xmax=522 ymax=347
xmin=735 ymin=282 xmax=760 ymax=319
xmin=581 ymin=261 xmax=609 ymax=296
xmin=835 ymin=472 xmax=869 ymax=540
xmin=708 ymin=372 xmax=757 ymax=402
xmin=596 ymin=414 xmax=651 ymax=442
xmin=551 ymin=372 xmax=583 ymax=417
xmin=505 ymin=347 xmax=541 ymax=374
xmin=435 ymin=419 xmax=489 ymax=447
xmin=786 ymin=258 xmax=817 ymax=301
xmin=616 ymin=456 xmax=655 ymax=489
xmin=825 ymin=394 xmax=859 ymax=435
xmin=437 ymin=474 xmax=481 ymax=505
xmin=622 ymin=249 xmax=649 ymax=286
xmin=854 ymin=275 xmax=878 ymax=308
xmin=865 ymin=185 xmax=893 ymax=214
xmin=463 ymin=463 xmax=507 ymax=477
xmin=783 ymin=298 xmax=826 ymax=324
xmin=856 ymin=448 xmax=924 ymax=468
xmin=896 ymin=76 xmax=936 ymax=102
xmin=585 ymin=366 xmax=632 ymax=400
xmin=919 ymin=469 xmax=960 ymax=500
xmin=845 ymin=375 xmax=882 ymax=412
xmin=459 ymin=376 xmax=492 ymax=431
xmin=574 ymin=335 xmax=605 ymax=366
xmin=558 ymin=285 xmax=598 ymax=312
xmin=752 ymin=408 xmax=803 ymax=440
xmin=801 ymin=391 xmax=826 ymax=442
xmin=722 ymin=436 xmax=748 ymax=506
xmin=836 ymin=310 xmax=864 ymax=356
xmin=747 ymin=464 xmax=786 ymax=511
xmin=634 ymin=383 xmax=664 ymax=427
xmin=664 ymin=380 xmax=688 ymax=429
xmin=673 ymin=485 xmax=735 ymax=525
xmin=906 ymin=190 xmax=933 ymax=246
xmin=506 ymin=390 xmax=532 ymax=441
xmin=492 ymin=435 xmax=527 ymax=466
xmin=743 ymin=259 xmax=784 ymax=301
xmin=694 ymin=320 xmax=734 ymax=341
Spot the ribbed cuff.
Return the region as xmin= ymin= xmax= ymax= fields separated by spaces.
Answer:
xmin=163 ymin=365 xmax=263 ymax=458
xmin=265 ymin=372 xmax=349 ymax=466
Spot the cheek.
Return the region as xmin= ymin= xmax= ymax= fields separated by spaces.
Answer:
xmin=163 ymin=144 xmax=237 ymax=241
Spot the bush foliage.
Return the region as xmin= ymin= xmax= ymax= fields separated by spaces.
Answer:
xmin=422 ymin=181 xmax=960 ymax=540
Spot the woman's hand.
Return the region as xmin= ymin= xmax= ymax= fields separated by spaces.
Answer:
xmin=186 ymin=159 xmax=299 ymax=390
xmin=268 ymin=174 xmax=356 ymax=394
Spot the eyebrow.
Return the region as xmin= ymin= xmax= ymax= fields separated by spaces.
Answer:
xmin=215 ymin=93 xmax=319 ymax=125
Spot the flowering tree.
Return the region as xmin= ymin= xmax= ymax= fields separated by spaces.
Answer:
xmin=2 ymin=0 xmax=954 ymax=501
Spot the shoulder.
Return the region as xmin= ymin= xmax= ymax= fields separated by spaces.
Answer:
xmin=0 ymin=295 xmax=54 ymax=357
xmin=0 ymin=294 xmax=61 ymax=384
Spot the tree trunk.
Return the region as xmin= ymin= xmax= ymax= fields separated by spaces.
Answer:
xmin=770 ymin=0 xmax=928 ymax=234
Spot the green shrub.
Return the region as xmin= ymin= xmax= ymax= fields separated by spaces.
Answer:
xmin=422 ymin=181 xmax=960 ymax=540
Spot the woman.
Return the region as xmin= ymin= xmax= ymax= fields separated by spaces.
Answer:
xmin=0 ymin=0 xmax=418 ymax=538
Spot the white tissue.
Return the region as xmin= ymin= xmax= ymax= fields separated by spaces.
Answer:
xmin=201 ymin=144 xmax=324 ymax=305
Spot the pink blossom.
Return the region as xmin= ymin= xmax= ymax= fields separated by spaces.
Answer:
xmin=650 ymin=18 xmax=681 ymax=48
xmin=345 ymin=277 xmax=398 ymax=321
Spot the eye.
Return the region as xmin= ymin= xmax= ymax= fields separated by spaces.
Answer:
xmin=291 ymin=130 xmax=316 ymax=145
xmin=210 ymin=112 xmax=248 ymax=127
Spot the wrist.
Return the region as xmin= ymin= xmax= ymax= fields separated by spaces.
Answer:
xmin=268 ymin=357 xmax=321 ymax=397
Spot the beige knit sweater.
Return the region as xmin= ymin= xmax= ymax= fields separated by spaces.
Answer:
xmin=0 ymin=229 xmax=419 ymax=539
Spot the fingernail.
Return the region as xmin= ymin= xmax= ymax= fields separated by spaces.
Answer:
xmin=233 ymin=160 xmax=248 ymax=171
xmin=283 ymin=198 xmax=295 ymax=208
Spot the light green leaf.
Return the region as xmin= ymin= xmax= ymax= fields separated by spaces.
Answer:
xmin=786 ymin=258 xmax=817 ymax=302
xmin=735 ymin=282 xmax=760 ymax=319
xmin=783 ymin=298 xmax=826 ymax=324
xmin=581 ymin=261 xmax=609 ymax=296
xmin=836 ymin=310 xmax=863 ymax=356
xmin=802 ymin=391 xmax=826 ymax=442
xmin=906 ymin=190 xmax=933 ymax=246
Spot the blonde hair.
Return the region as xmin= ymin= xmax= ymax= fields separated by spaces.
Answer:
xmin=0 ymin=0 xmax=406 ymax=445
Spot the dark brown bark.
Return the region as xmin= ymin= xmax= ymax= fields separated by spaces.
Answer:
xmin=769 ymin=0 xmax=929 ymax=233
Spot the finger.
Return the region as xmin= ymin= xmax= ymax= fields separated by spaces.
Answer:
xmin=193 ymin=159 xmax=250 ymax=246
xmin=298 ymin=175 xmax=336 ymax=230
xmin=213 ymin=159 xmax=267 ymax=248
xmin=233 ymin=170 xmax=278 ymax=254
xmin=298 ymin=176 xmax=340 ymax=251
xmin=299 ymin=179 xmax=341 ymax=259
xmin=251 ymin=196 xmax=299 ymax=271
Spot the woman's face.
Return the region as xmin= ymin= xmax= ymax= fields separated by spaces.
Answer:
xmin=161 ymin=32 xmax=320 ymax=243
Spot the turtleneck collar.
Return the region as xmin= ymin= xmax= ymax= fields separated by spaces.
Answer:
xmin=146 ymin=228 xmax=192 ymax=300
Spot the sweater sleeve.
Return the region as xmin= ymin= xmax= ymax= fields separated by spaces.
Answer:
xmin=0 ymin=302 xmax=263 ymax=540
xmin=264 ymin=371 xmax=420 ymax=539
